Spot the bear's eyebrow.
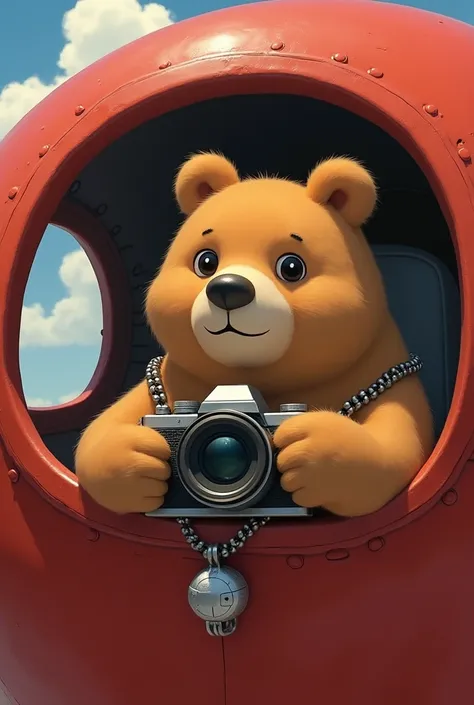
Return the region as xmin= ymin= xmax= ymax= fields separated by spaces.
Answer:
xmin=290 ymin=233 xmax=303 ymax=242
xmin=202 ymin=228 xmax=213 ymax=235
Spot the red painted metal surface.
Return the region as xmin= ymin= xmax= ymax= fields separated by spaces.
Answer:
xmin=0 ymin=1 xmax=473 ymax=703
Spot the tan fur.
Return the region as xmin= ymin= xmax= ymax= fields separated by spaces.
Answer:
xmin=75 ymin=153 xmax=434 ymax=517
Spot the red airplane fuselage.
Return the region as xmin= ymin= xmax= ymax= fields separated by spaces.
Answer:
xmin=0 ymin=2 xmax=473 ymax=703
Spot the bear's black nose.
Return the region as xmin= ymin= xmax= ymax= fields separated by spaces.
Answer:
xmin=206 ymin=274 xmax=256 ymax=311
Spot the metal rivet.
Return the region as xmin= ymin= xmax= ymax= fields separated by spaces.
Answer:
xmin=96 ymin=203 xmax=107 ymax=215
xmin=331 ymin=53 xmax=348 ymax=63
xmin=86 ymin=529 xmax=100 ymax=542
xmin=158 ymin=61 xmax=171 ymax=70
xmin=39 ymin=145 xmax=50 ymax=158
xmin=74 ymin=105 xmax=85 ymax=116
xmin=69 ymin=180 xmax=81 ymax=194
xmin=368 ymin=537 xmax=385 ymax=552
xmin=441 ymin=489 xmax=458 ymax=505
xmin=368 ymin=68 xmax=384 ymax=78
xmin=286 ymin=555 xmax=304 ymax=569
xmin=458 ymin=147 xmax=471 ymax=162
xmin=325 ymin=548 xmax=350 ymax=561
xmin=271 ymin=41 xmax=284 ymax=51
xmin=7 ymin=469 xmax=19 ymax=483
xmin=423 ymin=104 xmax=438 ymax=117
xmin=8 ymin=187 xmax=19 ymax=200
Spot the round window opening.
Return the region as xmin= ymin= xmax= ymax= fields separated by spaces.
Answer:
xmin=20 ymin=224 xmax=103 ymax=410
xmin=4 ymin=89 xmax=463 ymax=543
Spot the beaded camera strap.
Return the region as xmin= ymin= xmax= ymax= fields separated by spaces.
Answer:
xmin=145 ymin=352 xmax=422 ymax=636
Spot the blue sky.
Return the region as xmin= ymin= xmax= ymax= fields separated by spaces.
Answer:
xmin=1 ymin=0 xmax=472 ymax=407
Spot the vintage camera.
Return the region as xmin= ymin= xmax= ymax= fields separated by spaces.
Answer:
xmin=142 ymin=385 xmax=311 ymax=518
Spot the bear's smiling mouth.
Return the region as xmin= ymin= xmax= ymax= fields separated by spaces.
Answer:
xmin=204 ymin=321 xmax=270 ymax=338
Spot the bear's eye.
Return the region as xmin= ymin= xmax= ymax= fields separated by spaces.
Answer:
xmin=193 ymin=249 xmax=219 ymax=278
xmin=275 ymin=254 xmax=306 ymax=283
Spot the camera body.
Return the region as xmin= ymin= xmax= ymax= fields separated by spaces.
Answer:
xmin=142 ymin=385 xmax=311 ymax=518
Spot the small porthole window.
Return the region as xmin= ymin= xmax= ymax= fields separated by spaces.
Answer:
xmin=20 ymin=224 xmax=103 ymax=409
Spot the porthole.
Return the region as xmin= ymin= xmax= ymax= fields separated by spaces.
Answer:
xmin=23 ymin=201 xmax=132 ymax=436
xmin=20 ymin=224 xmax=103 ymax=410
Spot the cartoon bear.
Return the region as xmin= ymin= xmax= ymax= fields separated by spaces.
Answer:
xmin=75 ymin=153 xmax=434 ymax=517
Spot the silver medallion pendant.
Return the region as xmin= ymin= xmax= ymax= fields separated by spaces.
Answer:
xmin=188 ymin=544 xmax=249 ymax=636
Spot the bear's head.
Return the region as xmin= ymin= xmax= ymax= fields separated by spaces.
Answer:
xmin=146 ymin=153 xmax=387 ymax=396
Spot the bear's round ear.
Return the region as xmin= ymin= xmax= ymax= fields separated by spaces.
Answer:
xmin=174 ymin=152 xmax=240 ymax=215
xmin=306 ymin=157 xmax=377 ymax=227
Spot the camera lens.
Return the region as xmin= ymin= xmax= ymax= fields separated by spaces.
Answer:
xmin=177 ymin=410 xmax=274 ymax=509
xmin=200 ymin=435 xmax=250 ymax=484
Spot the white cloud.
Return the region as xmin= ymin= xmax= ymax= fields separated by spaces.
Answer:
xmin=58 ymin=390 xmax=82 ymax=403
xmin=20 ymin=248 xmax=103 ymax=347
xmin=26 ymin=397 xmax=54 ymax=407
xmin=26 ymin=391 xmax=82 ymax=408
xmin=0 ymin=0 xmax=174 ymax=138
